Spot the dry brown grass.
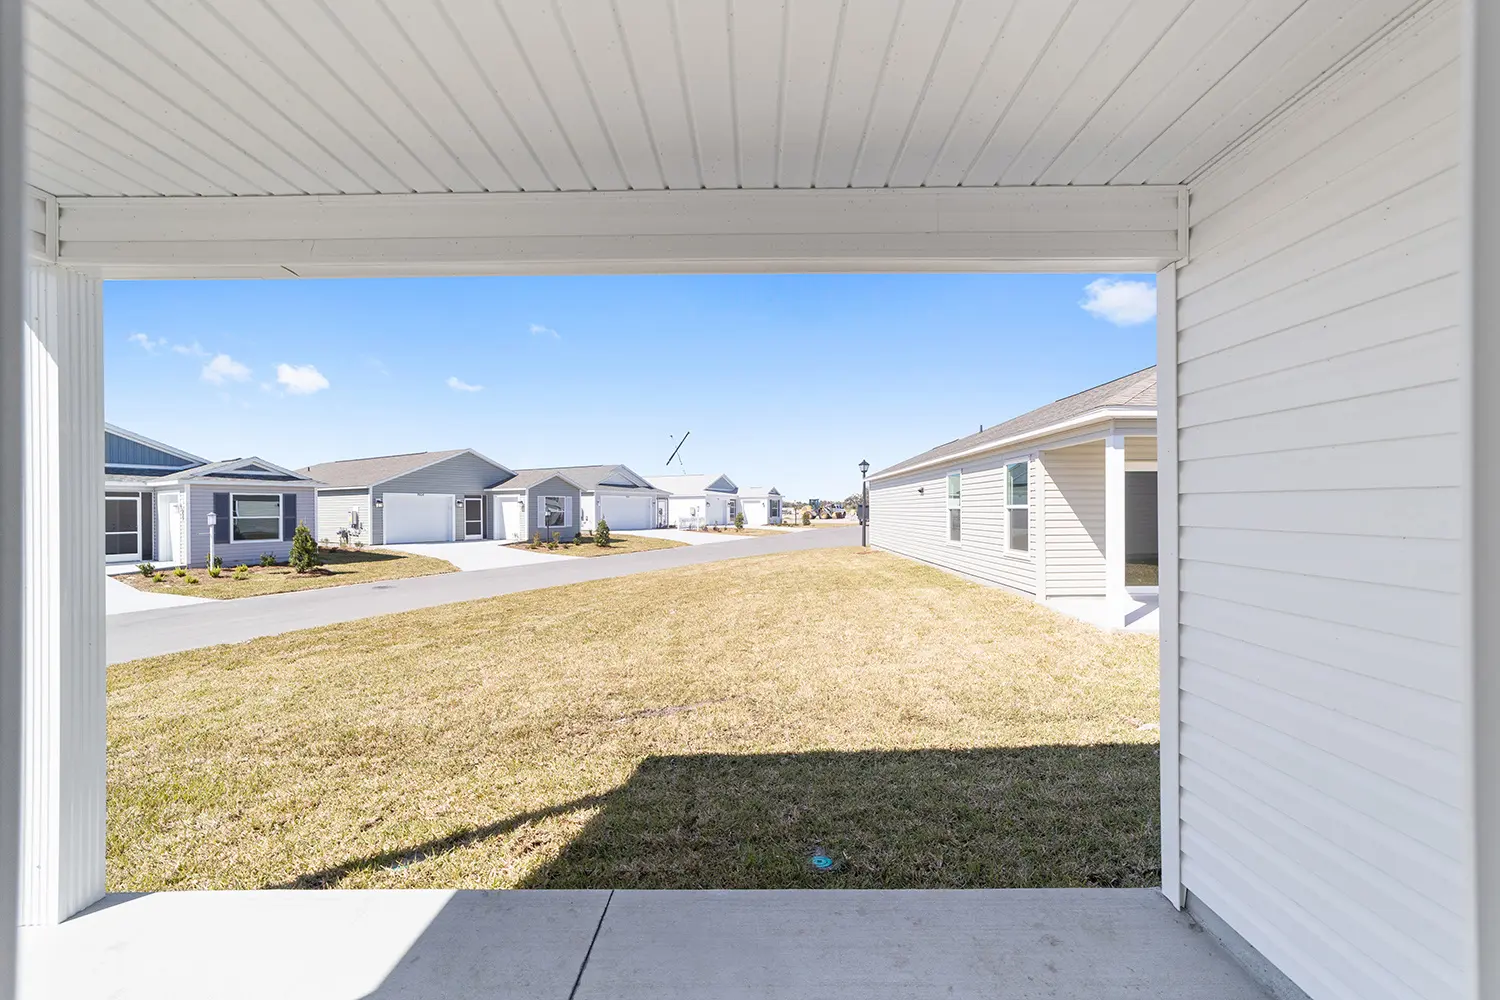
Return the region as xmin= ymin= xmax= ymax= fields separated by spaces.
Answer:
xmin=108 ymin=548 xmax=1160 ymax=892
xmin=118 ymin=547 xmax=457 ymax=599
xmin=505 ymin=534 xmax=687 ymax=557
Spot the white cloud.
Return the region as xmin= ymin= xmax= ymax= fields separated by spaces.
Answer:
xmin=529 ymin=323 xmax=560 ymax=340
xmin=1080 ymin=278 xmax=1156 ymax=326
xmin=446 ymin=376 xmax=483 ymax=392
xmin=201 ymin=353 xmax=252 ymax=385
xmin=172 ymin=341 xmax=209 ymax=358
xmin=127 ymin=332 xmax=167 ymax=352
xmin=276 ymin=363 xmax=330 ymax=395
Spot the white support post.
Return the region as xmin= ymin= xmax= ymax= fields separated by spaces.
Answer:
xmin=1103 ymin=427 xmax=1127 ymax=621
xmin=1156 ymin=264 xmax=1183 ymax=910
xmin=20 ymin=263 xmax=106 ymax=926
xmin=2 ymin=0 xmax=27 ymax=988
xmin=1464 ymin=0 xmax=1498 ymax=994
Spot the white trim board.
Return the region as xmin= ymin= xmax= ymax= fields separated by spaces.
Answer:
xmin=52 ymin=187 xmax=1188 ymax=278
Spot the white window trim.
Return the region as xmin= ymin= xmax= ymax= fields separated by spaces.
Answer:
xmin=104 ymin=494 xmax=142 ymax=562
xmin=945 ymin=471 xmax=962 ymax=544
xmin=1005 ymin=459 xmax=1031 ymax=556
xmin=538 ymin=494 xmax=569 ymax=530
xmin=230 ymin=492 xmax=283 ymax=543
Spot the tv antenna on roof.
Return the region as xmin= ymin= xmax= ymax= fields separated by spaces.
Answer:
xmin=665 ymin=431 xmax=691 ymax=473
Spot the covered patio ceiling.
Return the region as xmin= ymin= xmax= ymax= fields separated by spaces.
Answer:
xmin=20 ymin=0 xmax=1420 ymax=277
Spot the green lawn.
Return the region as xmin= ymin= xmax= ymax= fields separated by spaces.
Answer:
xmin=107 ymin=548 xmax=1159 ymax=892
xmin=118 ymin=547 xmax=457 ymax=599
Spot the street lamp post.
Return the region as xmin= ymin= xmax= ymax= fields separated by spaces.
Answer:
xmin=859 ymin=459 xmax=870 ymax=547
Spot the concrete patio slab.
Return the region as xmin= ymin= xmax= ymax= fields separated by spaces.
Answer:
xmin=18 ymin=888 xmax=1268 ymax=1000
xmin=18 ymin=889 xmax=610 ymax=1000
xmin=613 ymin=527 xmax=749 ymax=545
xmin=577 ymin=889 xmax=1267 ymax=1000
xmin=104 ymin=575 xmax=211 ymax=616
xmin=1045 ymin=595 xmax=1159 ymax=634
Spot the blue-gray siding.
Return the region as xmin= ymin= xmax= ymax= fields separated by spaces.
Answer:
xmin=495 ymin=475 xmax=582 ymax=541
xmin=186 ymin=484 xmax=318 ymax=567
xmin=370 ymin=452 xmax=511 ymax=544
xmin=104 ymin=430 xmax=198 ymax=474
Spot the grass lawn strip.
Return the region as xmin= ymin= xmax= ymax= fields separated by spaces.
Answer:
xmin=108 ymin=548 xmax=1159 ymax=892
xmin=505 ymin=534 xmax=688 ymax=557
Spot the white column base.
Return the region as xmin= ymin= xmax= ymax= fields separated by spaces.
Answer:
xmin=20 ymin=263 xmax=106 ymax=926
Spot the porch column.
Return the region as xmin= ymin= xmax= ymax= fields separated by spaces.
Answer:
xmin=19 ymin=263 xmax=106 ymax=925
xmin=1103 ymin=428 xmax=1126 ymax=617
xmin=1467 ymin=1 xmax=1500 ymax=995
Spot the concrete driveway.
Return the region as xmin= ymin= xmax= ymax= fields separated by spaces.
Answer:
xmin=613 ymin=528 xmax=750 ymax=546
xmin=105 ymin=575 xmax=211 ymax=616
xmin=379 ymin=539 xmax=564 ymax=571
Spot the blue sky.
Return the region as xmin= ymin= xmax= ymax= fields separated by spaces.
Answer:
xmin=105 ymin=273 xmax=1156 ymax=500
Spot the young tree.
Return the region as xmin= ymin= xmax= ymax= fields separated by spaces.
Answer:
xmin=734 ymin=511 xmax=746 ymax=531
xmin=289 ymin=521 xmax=323 ymax=574
xmin=594 ymin=518 xmax=612 ymax=547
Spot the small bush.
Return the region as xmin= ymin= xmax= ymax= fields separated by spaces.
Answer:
xmin=354 ymin=540 xmax=365 ymax=549
xmin=801 ymin=509 xmax=811 ymax=525
xmin=136 ymin=562 xmax=155 ymax=578
xmin=734 ymin=511 xmax=745 ymax=531
xmin=290 ymin=522 xmax=323 ymax=574
xmin=233 ymin=564 xmax=250 ymax=581
xmin=529 ymin=533 xmax=541 ymax=549
xmin=260 ymin=552 xmax=276 ymax=567
xmin=210 ymin=554 xmax=223 ymax=570
xmin=151 ymin=572 xmax=164 ymax=583
xmin=594 ymin=519 xmax=611 ymax=547
xmin=173 ymin=567 xmax=187 ymax=578
xmin=546 ymin=531 xmax=559 ymax=550
xmin=185 ymin=574 xmax=200 ymax=584
xmin=208 ymin=565 xmax=221 ymax=578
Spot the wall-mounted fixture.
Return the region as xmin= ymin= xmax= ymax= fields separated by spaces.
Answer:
xmin=374 ymin=497 xmax=384 ymax=509
xmin=917 ymin=487 xmax=924 ymax=495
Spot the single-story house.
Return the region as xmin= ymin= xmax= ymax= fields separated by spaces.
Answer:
xmin=486 ymin=469 xmax=584 ymax=542
xmin=300 ymin=449 xmax=514 ymax=546
xmin=104 ymin=424 xmax=321 ymax=567
xmin=867 ymin=367 xmax=1157 ymax=625
xmin=528 ymin=465 xmax=669 ymax=532
xmin=651 ymin=473 xmax=739 ymax=527
xmin=736 ymin=487 xmax=783 ymax=526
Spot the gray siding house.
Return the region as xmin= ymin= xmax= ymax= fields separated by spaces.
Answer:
xmin=104 ymin=424 xmax=319 ymax=567
xmin=867 ymin=368 xmax=1158 ymax=627
xmin=487 ymin=470 xmax=585 ymax=543
xmin=300 ymin=449 xmax=514 ymax=546
xmin=541 ymin=464 xmax=668 ymax=532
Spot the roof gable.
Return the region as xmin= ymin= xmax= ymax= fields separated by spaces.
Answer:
xmin=299 ymin=448 xmax=511 ymax=488
xmin=158 ymin=456 xmax=316 ymax=485
xmin=649 ymin=473 xmax=737 ymax=495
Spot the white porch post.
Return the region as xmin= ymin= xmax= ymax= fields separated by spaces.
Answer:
xmin=1466 ymin=0 xmax=1499 ymax=995
xmin=19 ymin=263 xmax=106 ymax=926
xmin=1103 ymin=427 xmax=1126 ymax=619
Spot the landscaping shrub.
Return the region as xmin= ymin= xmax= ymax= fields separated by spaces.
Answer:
xmin=802 ymin=509 xmax=811 ymax=525
xmin=529 ymin=533 xmax=541 ymax=549
xmin=173 ymin=567 xmax=187 ymax=578
xmin=546 ymin=532 xmax=559 ymax=550
xmin=151 ymin=572 xmax=164 ymax=583
xmin=185 ymin=574 xmax=200 ymax=584
xmin=208 ymin=565 xmax=221 ymax=578
xmin=289 ymin=522 xmax=323 ymax=574
xmin=260 ymin=552 xmax=276 ymax=567
xmin=594 ymin=519 xmax=611 ymax=547
xmin=210 ymin=554 xmax=223 ymax=570
xmin=734 ymin=511 xmax=745 ymax=531
xmin=136 ymin=562 xmax=155 ymax=578
xmin=233 ymin=564 xmax=250 ymax=581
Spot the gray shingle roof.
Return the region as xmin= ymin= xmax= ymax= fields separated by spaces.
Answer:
xmin=649 ymin=473 xmax=737 ymax=495
xmin=506 ymin=464 xmax=660 ymax=492
xmin=299 ymin=449 xmax=472 ymax=488
xmin=488 ymin=467 xmax=584 ymax=491
xmin=872 ymin=367 xmax=1157 ymax=479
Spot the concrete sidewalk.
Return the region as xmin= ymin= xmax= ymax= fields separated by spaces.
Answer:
xmin=19 ymin=888 xmax=1268 ymax=999
xmin=108 ymin=526 xmax=860 ymax=663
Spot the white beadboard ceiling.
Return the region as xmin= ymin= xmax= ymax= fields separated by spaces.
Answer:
xmin=23 ymin=0 xmax=1418 ymax=198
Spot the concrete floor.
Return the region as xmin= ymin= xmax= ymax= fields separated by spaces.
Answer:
xmin=613 ymin=527 xmax=753 ymax=545
xmin=19 ymin=889 xmax=1268 ymax=1000
xmin=380 ymin=538 xmax=564 ymax=570
xmin=1045 ymin=594 xmax=1160 ymax=633
xmin=104 ymin=575 xmax=211 ymax=616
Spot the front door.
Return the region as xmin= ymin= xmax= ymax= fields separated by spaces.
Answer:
xmin=464 ymin=497 xmax=483 ymax=539
xmin=157 ymin=492 xmax=183 ymax=564
xmin=105 ymin=495 xmax=140 ymax=563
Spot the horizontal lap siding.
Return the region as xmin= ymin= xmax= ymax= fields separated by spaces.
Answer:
xmin=1172 ymin=5 xmax=1464 ymax=999
xmin=1042 ymin=442 xmax=1104 ymax=597
xmin=372 ymin=453 xmax=509 ymax=544
xmin=315 ymin=488 xmax=370 ymax=545
xmin=186 ymin=485 xmax=318 ymax=567
xmin=868 ymin=451 xmax=1035 ymax=595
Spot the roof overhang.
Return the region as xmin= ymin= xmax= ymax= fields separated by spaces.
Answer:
xmin=45 ymin=187 xmax=1186 ymax=279
xmin=488 ymin=472 xmax=586 ymax=493
xmin=870 ymin=408 xmax=1158 ymax=482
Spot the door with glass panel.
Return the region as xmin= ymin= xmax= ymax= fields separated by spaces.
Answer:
xmin=464 ymin=497 xmax=483 ymax=539
xmin=105 ymin=495 xmax=141 ymax=562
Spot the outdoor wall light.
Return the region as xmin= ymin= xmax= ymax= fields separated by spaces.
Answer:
xmin=456 ymin=497 xmax=465 ymax=507
xmin=374 ymin=498 xmax=384 ymax=508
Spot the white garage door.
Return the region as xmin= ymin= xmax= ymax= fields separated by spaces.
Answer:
xmin=600 ymin=494 xmax=653 ymax=530
xmin=383 ymin=492 xmax=454 ymax=544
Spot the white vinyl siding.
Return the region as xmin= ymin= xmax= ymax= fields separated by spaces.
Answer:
xmin=1170 ymin=6 xmax=1464 ymax=999
xmin=1041 ymin=442 xmax=1105 ymax=597
xmin=315 ymin=488 xmax=371 ymax=546
xmin=868 ymin=450 xmax=1036 ymax=595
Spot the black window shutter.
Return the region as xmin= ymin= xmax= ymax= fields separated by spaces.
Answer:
xmin=212 ymin=492 xmax=230 ymax=544
xmin=282 ymin=493 xmax=297 ymax=540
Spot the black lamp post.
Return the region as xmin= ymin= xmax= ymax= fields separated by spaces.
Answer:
xmin=858 ymin=459 xmax=870 ymax=547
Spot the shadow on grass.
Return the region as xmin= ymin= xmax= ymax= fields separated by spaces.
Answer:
xmin=276 ymin=745 xmax=1159 ymax=891
xmin=318 ymin=548 xmax=411 ymax=566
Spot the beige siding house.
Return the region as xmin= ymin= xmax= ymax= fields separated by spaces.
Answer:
xmin=868 ymin=368 xmax=1158 ymax=627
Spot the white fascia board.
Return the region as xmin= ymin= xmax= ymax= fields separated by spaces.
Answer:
xmin=868 ymin=408 xmax=1158 ymax=482
xmin=55 ymin=187 xmax=1186 ymax=279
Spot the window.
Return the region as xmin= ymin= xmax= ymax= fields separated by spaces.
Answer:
xmin=544 ymin=496 xmax=565 ymax=528
xmin=946 ymin=472 xmax=961 ymax=542
xmin=1006 ymin=462 xmax=1028 ymax=552
xmin=231 ymin=493 xmax=281 ymax=542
